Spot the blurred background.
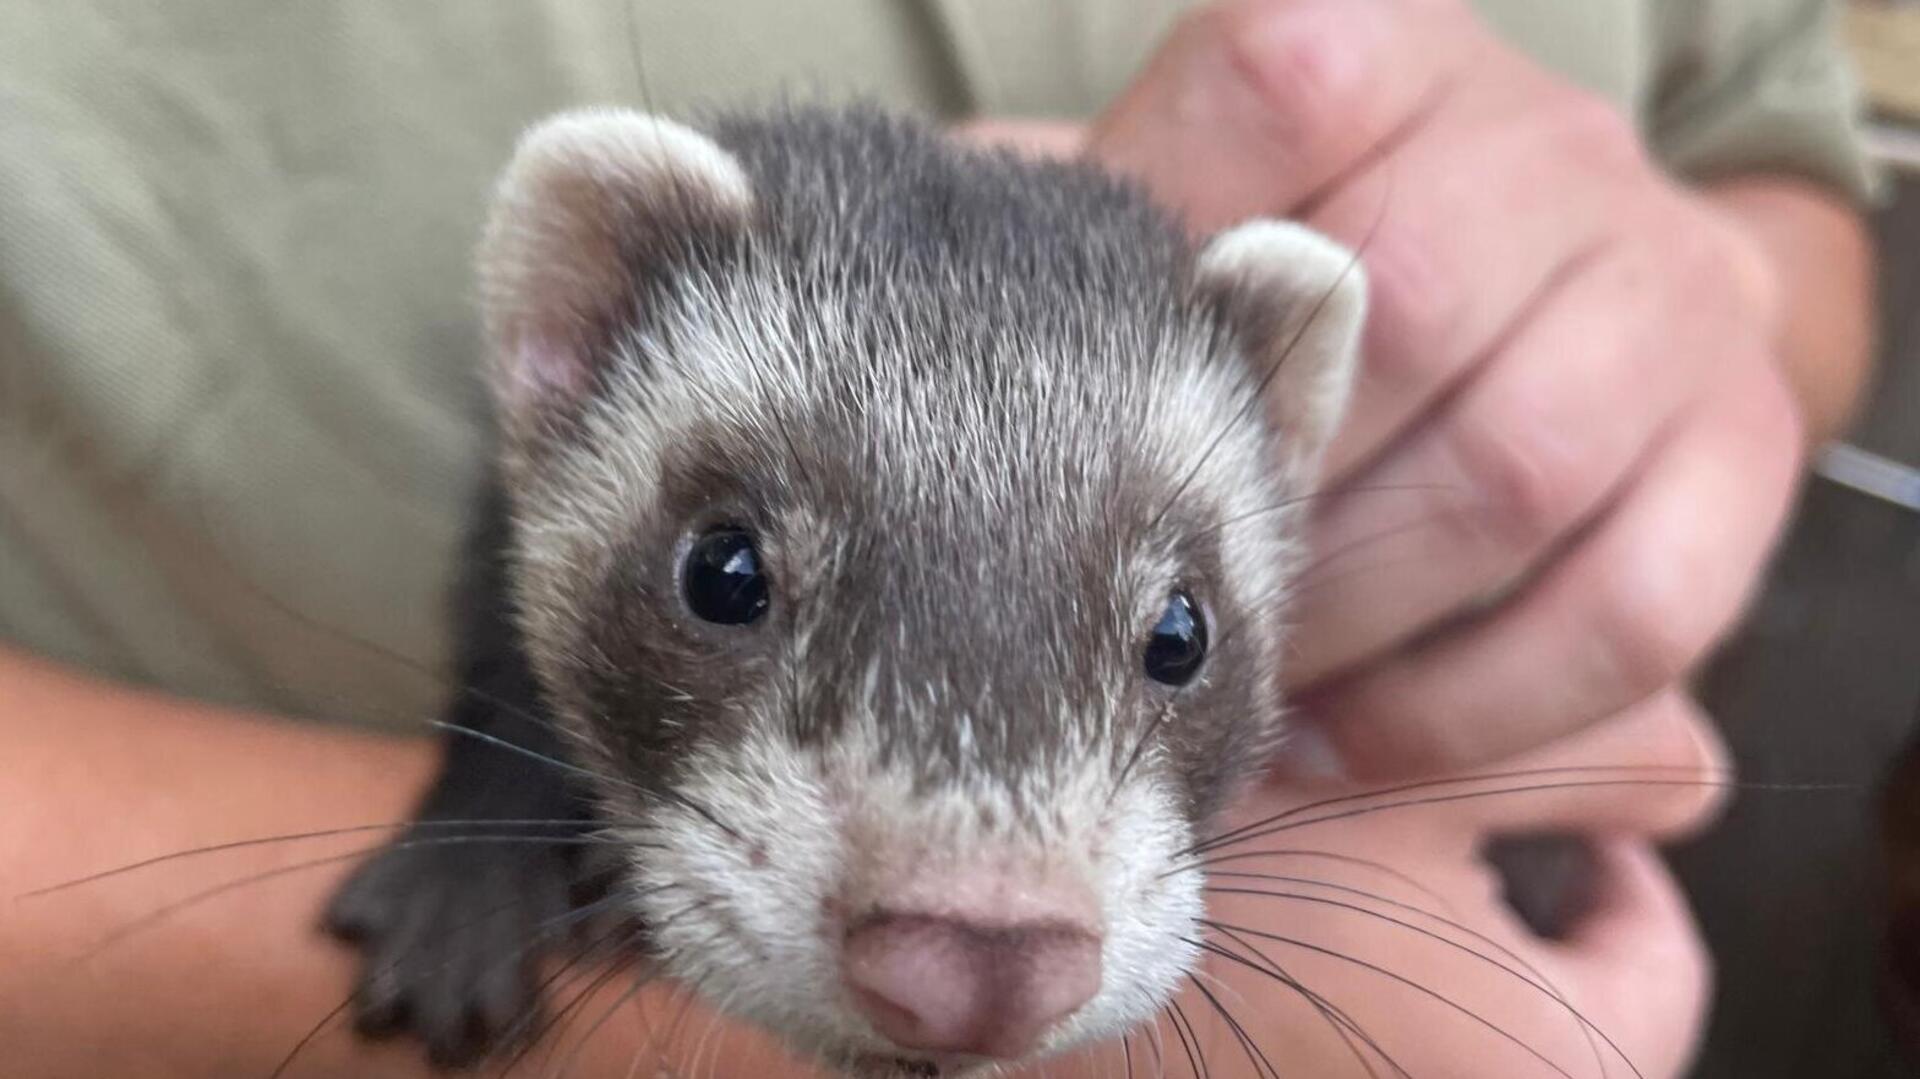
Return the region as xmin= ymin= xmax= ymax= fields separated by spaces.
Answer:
xmin=1674 ymin=2 xmax=1920 ymax=1075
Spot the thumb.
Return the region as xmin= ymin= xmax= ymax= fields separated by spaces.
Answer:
xmin=1085 ymin=0 xmax=1465 ymax=232
xmin=1549 ymin=838 xmax=1713 ymax=1076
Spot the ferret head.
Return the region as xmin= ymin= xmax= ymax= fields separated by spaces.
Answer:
xmin=478 ymin=106 xmax=1365 ymax=1077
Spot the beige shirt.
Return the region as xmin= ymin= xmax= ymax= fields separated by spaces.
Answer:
xmin=0 ymin=1 xmax=1877 ymax=730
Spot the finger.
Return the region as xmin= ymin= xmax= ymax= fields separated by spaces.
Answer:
xmin=1087 ymin=0 xmax=1471 ymax=232
xmin=1466 ymin=689 xmax=1731 ymax=837
xmin=1276 ymin=691 xmax=1729 ymax=838
xmin=1307 ymin=364 xmax=1802 ymax=777
xmin=1287 ymin=207 xmax=1745 ymax=687
xmin=1545 ymin=839 xmax=1713 ymax=1073
xmin=948 ymin=118 xmax=1087 ymax=159
xmin=1304 ymin=72 xmax=1654 ymax=483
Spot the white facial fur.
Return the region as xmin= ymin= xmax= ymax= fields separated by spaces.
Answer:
xmin=617 ymin=723 xmax=1204 ymax=1070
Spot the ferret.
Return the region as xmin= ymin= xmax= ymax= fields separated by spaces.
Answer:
xmin=322 ymin=103 xmax=1367 ymax=1077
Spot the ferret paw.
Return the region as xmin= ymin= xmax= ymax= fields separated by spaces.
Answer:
xmin=323 ymin=827 xmax=587 ymax=1068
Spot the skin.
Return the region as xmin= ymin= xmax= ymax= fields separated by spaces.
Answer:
xmin=0 ymin=0 xmax=1874 ymax=1073
xmin=0 ymin=645 xmax=1718 ymax=1079
xmin=970 ymin=0 xmax=1876 ymax=779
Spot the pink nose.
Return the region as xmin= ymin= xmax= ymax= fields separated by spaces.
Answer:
xmin=841 ymin=913 xmax=1102 ymax=1059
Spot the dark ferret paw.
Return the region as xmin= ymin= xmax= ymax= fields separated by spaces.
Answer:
xmin=323 ymin=830 xmax=582 ymax=1068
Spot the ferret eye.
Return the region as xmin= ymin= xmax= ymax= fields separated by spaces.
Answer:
xmin=682 ymin=526 xmax=770 ymax=625
xmin=1144 ymin=590 xmax=1207 ymax=686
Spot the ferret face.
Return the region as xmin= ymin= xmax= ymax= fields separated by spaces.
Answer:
xmin=478 ymin=108 xmax=1365 ymax=1076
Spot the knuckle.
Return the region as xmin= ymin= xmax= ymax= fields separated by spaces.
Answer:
xmin=1375 ymin=224 xmax=1463 ymax=342
xmin=1619 ymin=205 xmax=1784 ymax=375
xmin=1448 ymin=421 xmax=1587 ymax=556
xmin=1349 ymin=223 xmax=1476 ymax=390
xmin=1592 ymin=546 xmax=1715 ymax=697
xmin=1204 ymin=0 xmax=1375 ymax=163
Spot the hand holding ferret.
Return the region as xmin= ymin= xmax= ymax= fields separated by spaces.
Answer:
xmin=981 ymin=0 xmax=1804 ymax=780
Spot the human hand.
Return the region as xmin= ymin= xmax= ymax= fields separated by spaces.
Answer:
xmin=985 ymin=0 xmax=1805 ymax=779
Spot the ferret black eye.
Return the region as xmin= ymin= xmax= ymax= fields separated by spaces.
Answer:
xmin=682 ymin=526 xmax=770 ymax=625
xmin=1144 ymin=590 xmax=1207 ymax=686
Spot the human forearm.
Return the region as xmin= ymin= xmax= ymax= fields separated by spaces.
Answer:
xmin=0 ymin=647 xmax=744 ymax=1078
xmin=1706 ymin=175 xmax=1877 ymax=444
xmin=0 ymin=646 xmax=443 ymax=1076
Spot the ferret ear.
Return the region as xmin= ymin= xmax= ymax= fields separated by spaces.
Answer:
xmin=1195 ymin=220 xmax=1367 ymax=485
xmin=479 ymin=109 xmax=754 ymax=426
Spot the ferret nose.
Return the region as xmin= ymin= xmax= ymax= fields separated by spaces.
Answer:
xmin=841 ymin=912 xmax=1102 ymax=1059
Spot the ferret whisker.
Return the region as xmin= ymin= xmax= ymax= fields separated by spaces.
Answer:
xmin=1205 ymin=883 xmax=1636 ymax=1079
xmin=1180 ymin=998 xmax=1219 ymax=1079
xmin=1059 ymin=1039 xmax=1099 ymax=1079
xmin=693 ymin=999 xmax=725 ymax=1079
xmin=500 ymin=923 xmax=654 ymax=1078
xmin=623 ymin=0 xmax=649 ymax=113
xmin=1196 ymin=774 xmax=1853 ymax=855
xmin=167 ymin=571 xmax=648 ymax=827
xmin=568 ymin=701 xmax=747 ymax=843
xmin=1204 ymin=918 xmax=1579 ymax=1079
xmin=652 ymin=784 xmax=747 ymax=844
xmin=1107 ymin=692 xmax=1180 ymax=810
xmin=1284 ymin=517 xmax=1464 ymax=600
xmin=18 ymin=818 xmax=595 ymax=899
xmin=422 ymin=718 xmax=648 ymax=798
xmin=549 ymin=971 xmax=654 ymax=1079
xmin=1205 ymin=870 xmax=1528 ymax=994
xmin=1207 ymin=867 xmax=1610 ymax=1077
xmin=519 ymin=946 xmax=668 ymax=1075
xmin=1146 ymin=1012 xmax=1170 ymax=1079
xmin=1195 ymin=931 xmax=1399 ymax=1079
xmin=1185 ymin=848 xmax=1452 ymax=910
xmin=77 ymin=835 xmax=649 ymax=961
xmin=1186 ymin=973 xmax=1281 ymax=1079
xmin=1202 ymin=930 xmax=1406 ymax=1079
xmin=1182 ymin=764 xmax=1796 ymax=858
xmin=683 ymin=983 xmax=733 ymax=1079
xmin=620 ymin=1017 xmax=667 ymax=1079
xmin=1145 ymin=178 xmax=1382 ymax=538
xmin=268 ymin=887 xmax=635 ymax=1079
xmin=516 ymin=959 xmax=634 ymax=1077
xmin=1186 ymin=963 xmax=1261 ymax=1031
xmin=1163 ymin=1000 xmax=1206 ymax=1079
xmin=502 ymin=910 xmax=658 ymax=1042
xmin=1123 ymin=1030 xmax=1137 ymax=1079
xmin=185 ymin=550 xmax=636 ymax=792
xmin=636 ymin=943 xmax=725 ymax=1074
xmin=266 ymin=993 xmax=355 ymax=1079
xmin=1196 ymin=482 xmax=1458 ymax=539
